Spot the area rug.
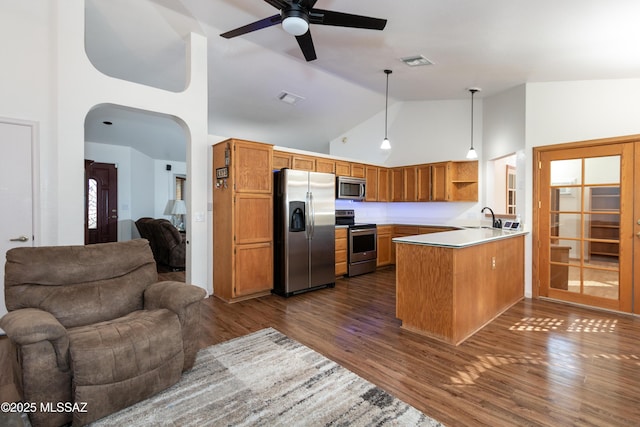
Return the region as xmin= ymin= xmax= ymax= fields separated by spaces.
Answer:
xmin=90 ymin=328 xmax=442 ymax=426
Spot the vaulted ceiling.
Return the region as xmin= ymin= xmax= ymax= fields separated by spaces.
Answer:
xmin=84 ymin=0 xmax=640 ymax=160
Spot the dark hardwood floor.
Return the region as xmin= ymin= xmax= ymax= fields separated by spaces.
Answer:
xmin=198 ymin=267 xmax=640 ymax=427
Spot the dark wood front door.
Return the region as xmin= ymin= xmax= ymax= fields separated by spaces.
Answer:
xmin=85 ymin=160 xmax=118 ymax=244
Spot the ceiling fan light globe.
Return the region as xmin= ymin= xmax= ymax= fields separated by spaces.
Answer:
xmin=282 ymin=16 xmax=309 ymax=36
xmin=380 ymin=138 xmax=391 ymax=150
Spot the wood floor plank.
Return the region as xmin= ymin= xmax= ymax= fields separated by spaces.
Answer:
xmin=198 ymin=266 xmax=640 ymax=426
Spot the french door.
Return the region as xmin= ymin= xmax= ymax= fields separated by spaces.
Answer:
xmin=536 ymin=139 xmax=635 ymax=313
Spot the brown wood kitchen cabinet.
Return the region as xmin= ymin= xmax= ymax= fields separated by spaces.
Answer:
xmin=391 ymin=167 xmax=404 ymax=201
xmin=429 ymin=161 xmax=478 ymax=202
xmin=376 ymin=225 xmax=393 ymax=266
xmin=403 ymin=166 xmax=418 ymax=201
xmin=377 ymin=168 xmax=390 ymax=202
xmin=365 ymin=165 xmax=378 ymax=201
xmin=316 ymin=157 xmax=336 ymax=174
xmin=335 ymin=161 xmax=351 ymax=177
xmin=335 ymin=227 xmax=348 ymax=276
xmin=272 ymin=150 xmax=292 ymax=170
xmin=291 ymin=154 xmax=316 ymax=171
xmin=213 ymin=139 xmax=274 ymax=302
xmin=350 ymin=163 xmax=366 ymax=178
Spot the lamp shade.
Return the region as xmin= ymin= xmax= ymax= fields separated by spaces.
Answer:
xmin=171 ymin=199 xmax=187 ymax=215
xmin=163 ymin=199 xmax=175 ymax=215
xmin=380 ymin=138 xmax=391 ymax=150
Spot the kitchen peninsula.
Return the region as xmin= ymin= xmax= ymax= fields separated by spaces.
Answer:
xmin=394 ymin=228 xmax=527 ymax=345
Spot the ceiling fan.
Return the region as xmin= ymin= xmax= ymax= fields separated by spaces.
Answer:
xmin=220 ymin=0 xmax=387 ymax=61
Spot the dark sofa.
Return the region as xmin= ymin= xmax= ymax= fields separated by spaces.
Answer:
xmin=135 ymin=217 xmax=186 ymax=270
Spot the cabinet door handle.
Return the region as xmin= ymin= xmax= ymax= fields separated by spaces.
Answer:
xmin=10 ymin=236 xmax=29 ymax=242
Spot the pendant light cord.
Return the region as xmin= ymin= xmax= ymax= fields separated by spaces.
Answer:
xmin=470 ymin=88 xmax=476 ymax=150
xmin=384 ymin=69 xmax=392 ymax=139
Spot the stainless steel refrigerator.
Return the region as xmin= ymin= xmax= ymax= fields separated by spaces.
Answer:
xmin=273 ymin=169 xmax=335 ymax=296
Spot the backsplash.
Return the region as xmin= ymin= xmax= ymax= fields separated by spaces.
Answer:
xmin=335 ymin=199 xmax=483 ymax=226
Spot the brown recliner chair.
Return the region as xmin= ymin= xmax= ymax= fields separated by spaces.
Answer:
xmin=0 ymin=239 xmax=206 ymax=426
xmin=135 ymin=218 xmax=186 ymax=270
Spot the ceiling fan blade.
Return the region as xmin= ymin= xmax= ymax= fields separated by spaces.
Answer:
xmin=220 ymin=14 xmax=282 ymax=39
xmin=309 ymin=8 xmax=387 ymax=31
xmin=295 ymin=31 xmax=317 ymax=61
xmin=263 ymin=0 xmax=289 ymax=10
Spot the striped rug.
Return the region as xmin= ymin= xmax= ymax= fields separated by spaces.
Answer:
xmin=90 ymin=328 xmax=443 ymax=426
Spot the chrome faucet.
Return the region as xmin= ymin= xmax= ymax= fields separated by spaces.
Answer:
xmin=481 ymin=206 xmax=502 ymax=228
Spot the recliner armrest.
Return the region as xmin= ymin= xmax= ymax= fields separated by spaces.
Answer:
xmin=0 ymin=308 xmax=70 ymax=370
xmin=144 ymin=281 xmax=206 ymax=317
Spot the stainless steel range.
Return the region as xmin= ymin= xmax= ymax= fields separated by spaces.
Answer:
xmin=336 ymin=210 xmax=377 ymax=277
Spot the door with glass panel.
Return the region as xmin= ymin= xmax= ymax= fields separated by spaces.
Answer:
xmin=538 ymin=143 xmax=633 ymax=312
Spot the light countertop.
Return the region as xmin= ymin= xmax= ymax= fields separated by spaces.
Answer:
xmin=392 ymin=227 xmax=528 ymax=248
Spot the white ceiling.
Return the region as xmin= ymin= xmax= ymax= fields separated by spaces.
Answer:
xmin=84 ymin=0 xmax=640 ymax=161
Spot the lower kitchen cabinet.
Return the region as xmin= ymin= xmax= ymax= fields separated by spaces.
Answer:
xmin=234 ymin=242 xmax=274 ymax=297
xmin=377 ymin=225 xmax=393 ymax=267
xmin=335 ymin=227 xmax=348 ymax=276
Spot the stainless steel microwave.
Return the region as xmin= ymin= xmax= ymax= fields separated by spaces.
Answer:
xmin=336 ymin=176 xmax=366 ymax=200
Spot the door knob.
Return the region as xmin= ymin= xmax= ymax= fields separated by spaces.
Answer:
xmin=10 ymin=236 xmax=29 ymax=242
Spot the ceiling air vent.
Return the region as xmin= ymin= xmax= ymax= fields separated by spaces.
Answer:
xmin=277 ymin=91 xmax=305 ymax=105
xmin=400 ymin=55 xmax=434 ymax=67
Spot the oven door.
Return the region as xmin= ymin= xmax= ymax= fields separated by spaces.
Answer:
xmin=349 ymin=228 xmax=377 ymax=263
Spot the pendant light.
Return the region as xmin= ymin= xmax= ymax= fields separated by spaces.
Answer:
xmin=466 ymin=88 xmax=480 ymax=159
xmin=380 ymin=69 xmax=392 ymax=150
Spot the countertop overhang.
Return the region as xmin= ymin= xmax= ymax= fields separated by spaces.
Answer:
xmin=392 ymin=227 xmax=528 ymax=248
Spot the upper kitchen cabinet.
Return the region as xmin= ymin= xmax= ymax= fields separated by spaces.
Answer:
xmin=377 ymin=168 xmax=390 ymax=202
xmin=335 ymin=161 xmax=351 ymax=177
xmin=431 ymin=162 xmax=449 ymax=201
xmin=350 ymin=163 xmax=366 ymax=178
xmin=315 ymin=157 xmax=336 ymax=174
xmin=390 ymin=160 xmax=478 ymax=202
xmin=417 ymin=164 xmax=432 ymax=201
xmin=403 ymin=166 xmax=418 ymax=202
xmin=449 ymin=161 xmax=478 ymax=201
xmin=431 ymin=161 xmax=478 ymax=202
xmin=391 ymin=167 xmax=404 ymax=201
xmin=291 ymin=154 xmax=316 ymax=171
xmin=272 ymin=151 xmax=292 ymax=170
xmin=365 ymin=165 xmax=378 ymax=202
xmin=230 ymin=140 xmax=273 ymax=193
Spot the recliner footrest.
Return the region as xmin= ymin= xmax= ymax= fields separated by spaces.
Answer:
xmin=68 ymin=309 xmax=184 ymax=425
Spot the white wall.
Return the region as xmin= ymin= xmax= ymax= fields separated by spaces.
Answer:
xmin=329 ymin=99 xmax=484 ymax=224
xmin=0 ymin=2 xmax=55 ymax=245
xmin=0 ymin=3 xmax=210 ymax=293
xmin=330 ymin=99 xmax=482 ymax=167
xmin=154 ymin=160 xmax=187 ymax=219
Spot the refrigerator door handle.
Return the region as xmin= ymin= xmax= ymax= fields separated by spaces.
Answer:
xmin=305 ymin=192 xmax=311 ymax=240
xmin=309 ymin=192 xmax=315 ymax=239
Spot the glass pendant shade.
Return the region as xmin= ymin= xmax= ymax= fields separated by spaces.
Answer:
xmin=466 ymin=147 xmax=478 ymax=159
xmin=381 ymin=138 xmax=391 ymax=150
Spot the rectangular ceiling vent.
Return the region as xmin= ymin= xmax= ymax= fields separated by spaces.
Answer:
xmin=277 ymin=91 xmax=305 ymax=105
xmin=400 ymin=55 xmax=434 ymax=67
